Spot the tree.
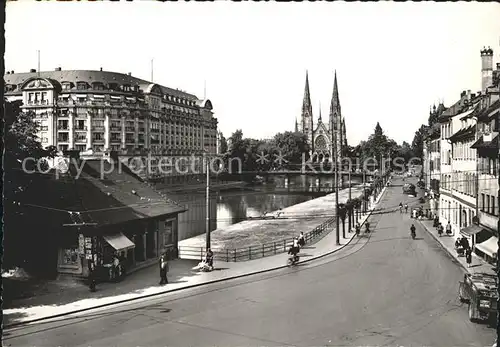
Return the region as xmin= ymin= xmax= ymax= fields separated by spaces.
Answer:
xmin=411 ymin=124 xmax=428 ymax=162
xmin=4 ymin=100 xmax=57 ymax=269
xmin=219 ymin=132 xmax=228 ymax=154
xmin=272 ymin=131 xmax=310 ymax=167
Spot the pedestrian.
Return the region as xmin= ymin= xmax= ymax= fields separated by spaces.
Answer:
xmin=466 ymin=248 xmax=472 ymax=268
xmin=446 ymin=222 xmax=452 ymax=235
xmin=404 ymin=204 xmax=408 ymax=213
xmin=159 ymin=253 xmax=169 ymax=285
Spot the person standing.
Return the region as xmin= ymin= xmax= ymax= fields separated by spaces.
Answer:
xmin=466 ymin=248 xmax=472 ymax=268
xmin=446 ymin=222 xmax=452 ymax=235
xmin=159 ymin=253 xmax=169 ymax=285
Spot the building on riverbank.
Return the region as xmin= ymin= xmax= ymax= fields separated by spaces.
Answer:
xmin=296 ymin=71 xmax=347 ymax=163
xmin=4 ymin=68 xmax=218 ymax=183
xmin=4 ymin=151 xmax=186 ymax=279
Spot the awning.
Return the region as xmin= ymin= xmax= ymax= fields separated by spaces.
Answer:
xmin=110 ymin=96 xmax=121 ymax=100
xmin=475 ymin=236 xmax=498 ymax=258
xmin=93 ymin=94 xmax=105 ymax=99
xmin=460 ymin=224 xmax=483 ymax=237
xmin=59 ymin=94 xmax=69 ymax=98
xmin=75 ymin=94 xmax=87 ymax=98
xmin=103 ymin=233 xmax=135 ymax=251
xmin=126 ymin=97 xmax=136 ymax=102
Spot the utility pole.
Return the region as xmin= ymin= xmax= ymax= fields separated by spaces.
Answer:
xmin=205 ymin=156 xmax=211 ymax=251
xmin=362 ymin=169 xmax=366 ymax=213
xmin=334 ymin=132 xmax=340 ymax=245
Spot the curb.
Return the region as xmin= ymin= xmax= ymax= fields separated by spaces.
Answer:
xmin=5 ymin=187 xmax=388 ymax=330
xmin=416 ymin=219 xmax=468 ymax=272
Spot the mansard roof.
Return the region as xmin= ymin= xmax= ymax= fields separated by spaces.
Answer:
xmin=4 ymin=69 xmax=198 ymax=100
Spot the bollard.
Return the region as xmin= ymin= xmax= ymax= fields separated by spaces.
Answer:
xmin=234 ymin=249 xmax=237 ymax=262
xmin=249 ymin=246 xmax=252 ymax=260
xmin=226 ymin=249 xmax=229 ymax=262
xmin=262 ymin=244 xmax=265 ymax=257
xmin=274 ymin=242 xmax=276 ymax=254
xmin=201 ymin=247 xmax=203 ymax=261
xmin=284 ymin=239 xmax=286 ymax=251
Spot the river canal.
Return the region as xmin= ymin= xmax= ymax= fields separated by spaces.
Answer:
xmin=166 ymin=174 xmax=363 ymax=240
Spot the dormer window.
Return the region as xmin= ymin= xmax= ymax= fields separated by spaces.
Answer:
xmin=62 ymin=82 xmax=72 ymax=90
xmin=92 ymin=82 xmax=104 ymax=91
xmin=122 ymin=84 xmax=131 ymax=92
xmin=77 ymin=82 xmax=88 ymax=90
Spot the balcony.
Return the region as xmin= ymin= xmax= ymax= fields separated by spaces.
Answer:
xmin=92 ymin=126 xmax=105 ymax=131
xmin=151 ymin=128 xmax=160 ymax=133
xmin=138 ymin=128 xmax=146 ymax=133
xmin=57 ymin=138 xmax=69 ymax=143
xmin=125 ymin=138 xmax=135 ymax=144
xmin=58 ymin=125 xmax=69 ymax=131
xmin=125 ymin=127 xmax=135 ymax=132
xmin=75 ymin=138 xmax=87 ymax=143
xmin=92 ymin=138 xmax=105 ymax=143
xmin=74 ymin=126 xmax=88 ymax=131
xmin=110 ymin=125 xmax=122 ymax=131
xmin=110 ymin=137 xmax=121 ymax=143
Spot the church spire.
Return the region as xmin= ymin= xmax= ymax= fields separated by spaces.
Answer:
xmin=330 ymin=70 xmax=340 ymax=113
xmin=303 ymin=70 xmax=312 ymax=110
xmin=318 ymin=101 xmax=322 ymax=121
xmin=295 ymin=118 xmax=298 ymax=132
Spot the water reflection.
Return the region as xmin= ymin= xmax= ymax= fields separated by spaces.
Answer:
xmin=168 ymin=174 xmax=362 ymax=240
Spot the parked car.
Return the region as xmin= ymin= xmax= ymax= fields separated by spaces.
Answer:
xmin=403 ymin=183 xmax=416 ymax=195
xmin=459 ymin=272 xmax=498 ymax=322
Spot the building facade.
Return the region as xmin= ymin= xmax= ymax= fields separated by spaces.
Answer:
xmin=4 ymin=68 xmax=218 ymax=182
xmin=432 ymin=46 xmax=500 ymax=261
xmin=295 ymin=71 xmax=347 ymax=163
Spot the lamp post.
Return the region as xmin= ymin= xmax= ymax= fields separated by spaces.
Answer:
xmin=205 ymin=151 xmax=211 ymax=251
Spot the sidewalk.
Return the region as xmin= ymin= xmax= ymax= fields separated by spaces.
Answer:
xmin=418 ymin=219 xmax=496 ymax=276
xmin=406 ymin=177 xmax=496 ymax=276
xmin=3 ymin=186 xmax=387 ymax=327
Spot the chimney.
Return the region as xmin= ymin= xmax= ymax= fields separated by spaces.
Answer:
xmin=471 ymin=93 xmax=476 ymax=99
xmin=55 ymin=67 xmax=62 ymax=71
xmin=11 ymin=71 xmax=14 ymax=74
xmin=30 ymin=69 xmax=36 ymax=73
xmin=461 ymin=90 xmax=466 ymax=97
xmin=100 ymin=67 xmax=103 ymax=71
xmin=497 ymin=63 xmax=500 ymax=70
xmin=6 ymin=71 xmax=9 ymax=75
xmin=128 ymin=72 xmax=131 ymax=76
xmin=481 ymin=46 xmax=494 ymax=92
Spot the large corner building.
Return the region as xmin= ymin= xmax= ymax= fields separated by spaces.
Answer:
xmin=4 ymin=68 xmax=218 ymax=182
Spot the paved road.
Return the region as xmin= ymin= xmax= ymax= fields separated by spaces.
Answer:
xmin=4 ymin=178 xmax=495 ymax=346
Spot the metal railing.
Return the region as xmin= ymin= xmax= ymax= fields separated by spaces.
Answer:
xmin=178 ymin=217 xmax=336 ymax=262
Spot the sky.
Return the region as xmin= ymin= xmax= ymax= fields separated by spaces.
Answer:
xmin=5 ymin=1 xmax=500 ymax=146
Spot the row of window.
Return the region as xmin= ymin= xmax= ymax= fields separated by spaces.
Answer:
xmin=453 ymin=138 xmax=476 ymax=161
xmin=440 ymin=172 xmax=478 ymax=196
xmin=60 ymin=82 xmax=197 ymax=107
xmin=480 ymin=193 xmax=498 ymax=216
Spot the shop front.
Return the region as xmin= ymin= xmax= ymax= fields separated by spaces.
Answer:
xmin=56 ymin=215 xmax=180 ymax=279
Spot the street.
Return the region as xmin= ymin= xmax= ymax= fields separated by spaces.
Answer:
xmin=4 ymin=178 xmax=495 ymax=346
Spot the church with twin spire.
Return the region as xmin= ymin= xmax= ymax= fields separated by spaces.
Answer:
xmin=295 ymin=71 xmax=348 ymax=163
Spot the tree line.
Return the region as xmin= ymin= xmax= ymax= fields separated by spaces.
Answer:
xmin=219 ymin=122 xmax=420 ymax=174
